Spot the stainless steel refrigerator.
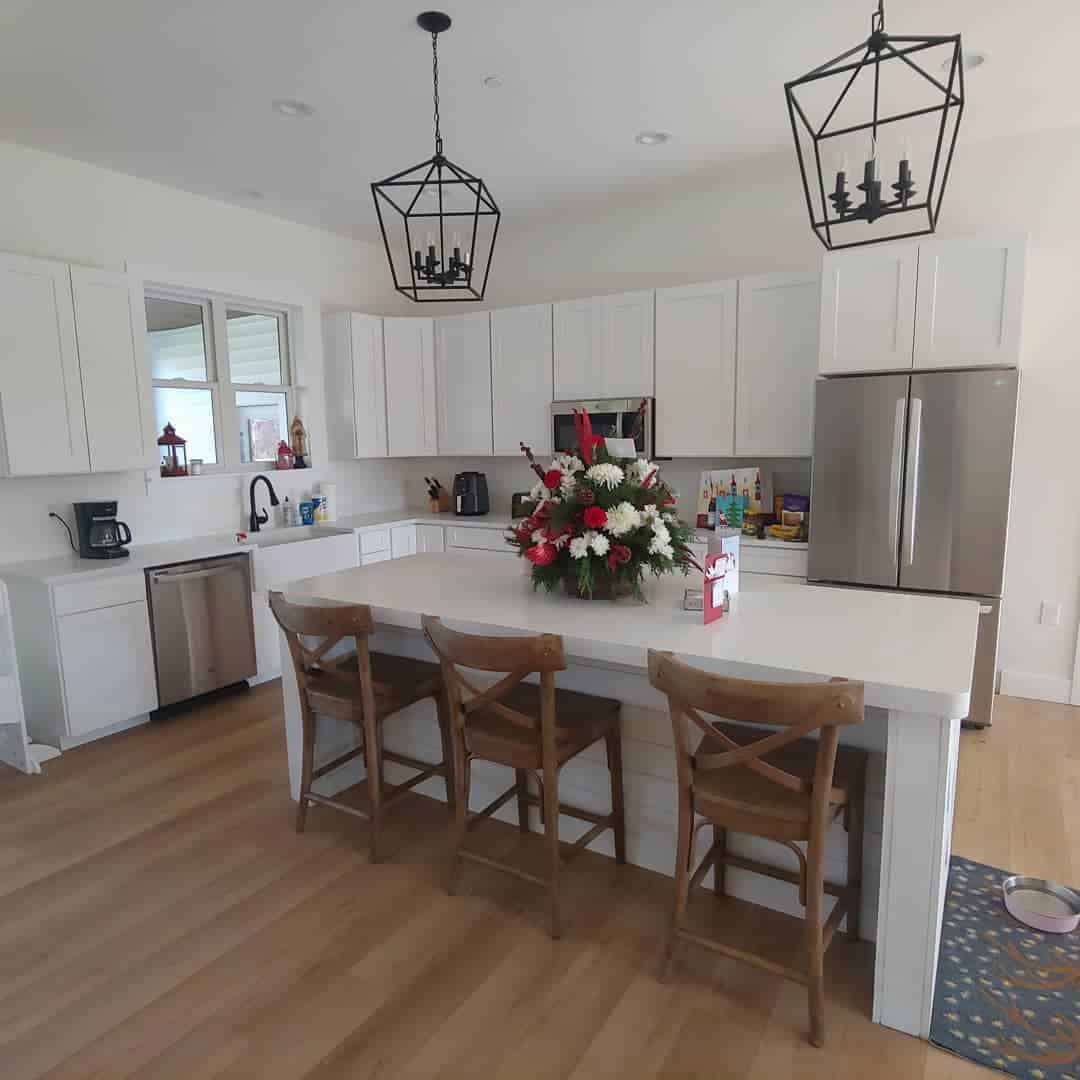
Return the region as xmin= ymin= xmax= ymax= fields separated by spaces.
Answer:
xmin=808 ymin=369 xmax=1019 ymax=727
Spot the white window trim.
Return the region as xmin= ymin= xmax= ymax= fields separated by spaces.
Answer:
xmin=147 ymin=287 xmax=297 ymax=475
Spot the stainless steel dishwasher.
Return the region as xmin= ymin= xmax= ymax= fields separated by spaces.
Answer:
xmin=146 ymin=553 xmax=257 ymax=710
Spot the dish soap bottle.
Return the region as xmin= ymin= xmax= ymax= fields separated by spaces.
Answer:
xmin=283 ymin=496 xmax=300 ymax=527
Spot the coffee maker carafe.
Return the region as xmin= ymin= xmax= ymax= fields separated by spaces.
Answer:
xmin=73 ymin=501 xmax=132 ymax=560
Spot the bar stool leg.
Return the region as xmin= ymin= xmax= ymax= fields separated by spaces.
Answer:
xmin=806 ymin=834 xmax=827 ymax=1047
xmin=713 ymin=825 xmax=727 ymax=897
xmin=446 ymin=736 xmax=470 ymax=895
xmin=605 ymin=727 xmax=627 ymax=865
xmin=515 ymin=769 xmax=530 ymax=834
xmin=846 ymin=791 xmax=865 ymax=943
xmin=542 ymin=755 xmax=562 ymax=939
xmin=296 ymin=714 xmax=316 ymax=833
xmin=363 ymin=715 xmax=383 ymax=864
xmin=435 ymin=690 xmax=455 ymax=815
xmin=661 ymin=788 xmax=694 ymax=982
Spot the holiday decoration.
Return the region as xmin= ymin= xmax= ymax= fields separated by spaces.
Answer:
xmin=509 ymin=409 xmax=697 ymax=600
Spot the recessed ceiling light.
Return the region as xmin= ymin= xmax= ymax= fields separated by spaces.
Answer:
xmin=944 ymin=50 xmax=987 ymax=73
xmin=272 ymin=98 xmax=315 ymax=117
xmin=635 ymin=130 xmax=672 ymax=146
xmin=481 ymin=74 xmax=503 ymax=89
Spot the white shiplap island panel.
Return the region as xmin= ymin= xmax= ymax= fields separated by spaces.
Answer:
xmin=279 ymin=553 xmax=980 ymax=1041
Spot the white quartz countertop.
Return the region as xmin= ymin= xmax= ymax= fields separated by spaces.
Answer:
xmin=282 ymin=552 xmax=978 ymax=718
xmin=335 ymin=509 xmax=513 ymax=532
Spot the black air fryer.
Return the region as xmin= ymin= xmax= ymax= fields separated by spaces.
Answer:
xmin=452 ymin=472 xmax=489 ymax=516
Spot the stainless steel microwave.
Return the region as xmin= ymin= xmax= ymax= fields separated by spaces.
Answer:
xmin=551 ymin=398 xmax=654 ymax=459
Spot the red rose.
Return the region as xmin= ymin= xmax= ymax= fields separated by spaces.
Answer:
xmin=543 ymin=469 xmax=562 ymax=491
xmin=612 ymin=544 xmax=632 ymax=565
xmin=583 ymin=506 xmax=607 ymax=529
xmin=525 ymin=543 xmax=557 ymax=566
xmin=514 ymin=523 xmax=533 ymax=544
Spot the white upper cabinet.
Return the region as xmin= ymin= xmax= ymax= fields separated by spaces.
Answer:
xmin=736 ymin=271 xmax=821 ymax=457
xmin=435 ymin=311 xmax=493 ymax=455
xmin=322 ymin=312 xmax=388 ymax=459
xmin=913 ymin=235 xmax=1025 ymax=369
xmin=384 ymin=316 xmax=437 ymax=457
xmin=0 ymin=253 xmax=88 ymax=476
xmin=490 ymin=303 xmax=553 ymax=456
xmin=70 ymin=266 xmax=154 ymax=473
xmin=553 ymin=290 xmax=654 ymax=399
xmin=654 ymin=281 xmax=737 ymax=457
xmin=819 ymin=243 xmax=918 ymax=374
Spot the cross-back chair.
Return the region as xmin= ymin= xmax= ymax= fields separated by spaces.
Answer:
xmin=421 ymin=614 xmax=626 ymax=939
xmin=270 ymin=592 xmax=454 ymax=862
xmin=648 ymin=649 xmax=867 ymax=1047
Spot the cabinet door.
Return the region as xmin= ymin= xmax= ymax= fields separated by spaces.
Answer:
xmin=351 ymin=314 xmax=388 ymax=457
xmin=384 ymin=317 xmax=436 ymax=456
xmin=491 ymin=304 xmax=553 ymax=455
xmin=390 ymin=524 xmax=417 ymax=559
xmin=57 ymin=601 xmax=157 ymax=737
xmin=552 ymin=298 xmax=603 ymax=399
xmin=0 ymin=253 xmax=88 ymax=476
xmin=655 ymin=281 xmax=736 ymax=456
xmin=736 ymin=272 xmax=821 ymax=456
xmin=435 ymin=312 xmax=493 ymax=455
xmin=70 ymin=266 xmax=154 ymax=473
xmin=819 ymin=244 xmax=918 ymax=374
xmin=603 ymin=290 xmax=654 ymax=397
xmin=416 ymin=524 xmax=445 ymax=553
xmin=914 ymin=236 xmax=1025 ymax=370
xmin=360 ymin=550 xmax=392 ymax=566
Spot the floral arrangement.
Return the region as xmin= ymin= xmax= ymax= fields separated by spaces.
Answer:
xmin=506 ymin=408 xmax=697 ymax=600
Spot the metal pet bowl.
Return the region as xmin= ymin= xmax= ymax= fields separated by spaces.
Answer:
xmin=1002 ymin=875 xmax=1080 ymax=934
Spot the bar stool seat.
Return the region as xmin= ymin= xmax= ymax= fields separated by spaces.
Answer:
xmin=465 ymin=683 xmax=620 ymax=770
xmin=694 ymin=723 xmax=867 ymax=837
xmin=306 ymin=652 xmax=443 ymax=723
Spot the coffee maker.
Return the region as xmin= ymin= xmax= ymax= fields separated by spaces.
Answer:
xmin=73 ymin=501 xmax=132 ymax=559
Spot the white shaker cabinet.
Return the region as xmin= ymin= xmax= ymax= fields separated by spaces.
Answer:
xmin=913 ymin=235 xmax=1025 ymax=370
xmin=322 ymin=312 xmax=388 ymax=459
xmin=0 ymin=253 xmax=88 ymax=476
xmin=553 ymin=291 xmax=654 ymax=400
xmin=391 ymin=524 xmax=418 ymax=559
xmin=490 ymin=304 xmax=553 ymax=456
xmin=434 ymin=312 xmax=493 ymax=455
xmin=819 ymin=243 xmax=918 ymax=374
xmin=654 ymin=281 xmax=737 ymax=457
xmin=56 ymin=601 xmax=157 ymax=738
xmin=416 ymin=524 xmax=445 ymax=553
xmin=736 ymin=271 xmax=821 ymax=456
xmin=384 ymin=316 xmax=437 ymax=457
xmin=70 ymin=266 xmax=154 ymax=473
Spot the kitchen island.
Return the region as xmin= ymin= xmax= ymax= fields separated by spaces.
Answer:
xmin=278 ymin=552 xmax=980 ymax=1040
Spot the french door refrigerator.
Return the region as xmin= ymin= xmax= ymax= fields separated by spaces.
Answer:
xmin=808 ymin=369 xmax=1019 ymax=727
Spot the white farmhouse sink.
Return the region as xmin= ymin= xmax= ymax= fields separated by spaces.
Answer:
xmin=245 ymin=526 xmax=353 ymax=549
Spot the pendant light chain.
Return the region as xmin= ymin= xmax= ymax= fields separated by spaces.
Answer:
xmin=431 ymin=31 xmax=443 ymax=157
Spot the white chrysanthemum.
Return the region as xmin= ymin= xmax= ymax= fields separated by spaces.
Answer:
xmin=529 ymin=480 xmax=546 ymax=501
xmin=552 ymin=531 xmax=570 ymax=550
xmin=640 ymin=504 xmax=659 ymax=521
xmin=554 ymin=453 xmax=584 ymax=475
xmin=657 ymin=542 xmax=674 ymax=559
xmin=585 ymin=463 xmax=624 ymax=490
xmin=605 ymin=501 xmax=642 ymax=537
xmin=651 ymin=521 xmax=671 ymax=545
xmin=559 ymin=472 xmax=577 ymax=498
xmin=590 ymin=532 xmax=610 ymax=556
xmin=531 ymin=529 xmax=546 ymax=544
xmin=630 ymin=458 xmax=656 ymax=480
xmin=569 ymin=535 xmax=590 ymax=560
xmin=648 ymin=531 xmax=672 ymax=555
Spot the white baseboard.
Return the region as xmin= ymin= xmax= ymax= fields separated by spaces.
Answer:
xmin=998 ymin=669 xmax=1073 ymax=705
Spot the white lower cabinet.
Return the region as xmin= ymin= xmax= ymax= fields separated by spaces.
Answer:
xmin=446 ymin=525 xmax=512 ymax=554
xmin=417 ymin=524 xmax=445 ymax=553
xmin=360 ymin=550 xmax=392 ymax=566
xmin=57 ymin=601 xmax=157 ymax=738
xmin=391 ymin=525 xmax=418 ymax=559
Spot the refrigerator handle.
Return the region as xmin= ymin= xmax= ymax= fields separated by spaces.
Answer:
xmin=902 ymin=397 xmax=923 ymax=566
xmin=888 ymin=397 xmax=906 ymax=565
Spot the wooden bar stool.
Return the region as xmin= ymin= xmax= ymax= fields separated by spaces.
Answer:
xmin=421 ymin=615 xmax=626 ymax=939
xmin=270 ymin=591 xmax=454 ymax=863
xmin=647 ymin=650 xmax=867 ymax=1047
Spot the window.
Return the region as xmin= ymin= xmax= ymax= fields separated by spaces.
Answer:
xmin=146 ymin=292 xmax=294 ymax=472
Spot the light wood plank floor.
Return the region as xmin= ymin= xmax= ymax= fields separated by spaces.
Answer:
xmin=0 ymin=685 xmax=1075 ymax=1079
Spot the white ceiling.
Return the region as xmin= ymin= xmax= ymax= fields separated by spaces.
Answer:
xmin=0 ymin=0 xmax=1076 ymax=239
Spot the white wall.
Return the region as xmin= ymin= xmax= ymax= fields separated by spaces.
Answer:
xmin=418 ymin=127 xmax=1080 ymax=701
xmin=0 ymin=139 xmax=410 ymax=563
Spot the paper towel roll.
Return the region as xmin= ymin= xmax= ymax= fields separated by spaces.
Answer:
xmin=319 ymin=482 xmax=337 ymax=522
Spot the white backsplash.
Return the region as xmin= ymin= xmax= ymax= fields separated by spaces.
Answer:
xmin=404 ymin=455 xmax=811 ymax=519
xmin=0 ymin=459 xmax=411 ymax=565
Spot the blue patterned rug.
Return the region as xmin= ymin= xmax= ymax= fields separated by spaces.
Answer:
xmin=930 ymin=856 xmax=1080 ymax=1078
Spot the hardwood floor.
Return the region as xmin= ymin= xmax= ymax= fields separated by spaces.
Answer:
xmin=0 ymin=684 xmax=1075 ymax=1078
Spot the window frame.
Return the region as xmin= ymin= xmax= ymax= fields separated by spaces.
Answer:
xmin=146 ymin=288 xmax=295 ymax=475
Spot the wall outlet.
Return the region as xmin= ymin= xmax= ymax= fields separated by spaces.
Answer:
xmin=1039 ymin=600 xmax=1062 ymax=627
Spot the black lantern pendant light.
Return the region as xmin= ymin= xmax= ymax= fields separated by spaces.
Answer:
xmin=371 ymin=11 xmax=500 ymax=302
xmin=784 ymin=1 xmax=964 ymax=250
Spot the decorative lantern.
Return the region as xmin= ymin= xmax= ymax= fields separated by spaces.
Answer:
xmin=784 ymin=0 xmax=964 ymax=250
xmin=289 ymin=415 xmax=309 ymax=468
xmin=370 ymin=11 xmax=501 ymax=302
xmin=157 ymin=423 xmax=188 ymax=477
